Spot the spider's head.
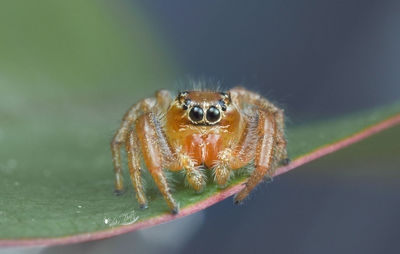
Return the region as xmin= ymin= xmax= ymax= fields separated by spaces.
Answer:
xmin=170 ymin=90 xmax=234 ymax=126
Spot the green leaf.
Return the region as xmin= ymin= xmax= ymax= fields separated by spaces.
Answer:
xmin=1 ymin=0 xmax=400 ymax=246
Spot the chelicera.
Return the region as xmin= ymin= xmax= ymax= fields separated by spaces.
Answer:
xmin=111 ymin=87 xmax=289 ymax=214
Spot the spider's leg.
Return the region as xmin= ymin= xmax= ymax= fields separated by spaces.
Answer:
xmin=273 ymin=108 xmax=289 ymax=167
xmin=136 ymin=113 xmax=179 ymax=214
xmin=111 ymin=102 xmax=142 ymax=194
xmin=111 ymin=98 xmax=156 ymax=194
xmin=156 ymin=89 xmax=173 ymax=112
xmin=230 ymin=87 xmax=289 ymax=163
xmin=234 ymin=110 xmax=277 ymax=204
xmin=214 ymin=114 xmax=258 ymax=187
xmin=230 ymin=86 xmax=282 ymax=118
xmin=126 ymin=130 xmax=147 ymax=208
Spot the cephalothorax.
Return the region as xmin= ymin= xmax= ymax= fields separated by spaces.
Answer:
xmin=111 ymin=87 xmax=288 ymax=214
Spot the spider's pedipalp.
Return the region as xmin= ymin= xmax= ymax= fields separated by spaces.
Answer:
xmin=178 ymin=154 xmax=206 ymax=192
xmin=213 ymin=163 xmax=232 ymax=188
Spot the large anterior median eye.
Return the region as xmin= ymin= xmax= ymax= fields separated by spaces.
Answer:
xmin=206 ymin=106 xmax=220 ymax=123
xmin=189 ymin=106 xmax=204 ymax=122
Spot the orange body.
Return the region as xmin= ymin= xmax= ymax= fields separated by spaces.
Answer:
xmin=111 ymin=88 xmax=288 ymax=213
xmin=184 ymin=133 xmax=221 ymax=168
xmin=164 ymin=91 xmax=245 ymax=169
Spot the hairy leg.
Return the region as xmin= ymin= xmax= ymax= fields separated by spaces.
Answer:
xmin=214 ymin=114 xmax=259 ymax=187
xmin=136 ymin=113 xmax=178 ymax=213
xmin=126 ymin=131 xmax=147 ymax=208
xmin=230 ymin=86 xmax=289 ymax=164
xmin=155 ymin=89 xmax=173 ymax=112
xmin=273 ymin=109 xmax=289 ymax=167
xmin=230 ymin=86 xmax=280 ymax=113
xmin=183 ymin=159 xmax=205 ymax=192
xmin=234 ymin=110 xmax=277 ymax=203
xmin=111 ymin=90 xmax=172 ymax=194
xmin=111 ymin=98 xmax=155 ymax=193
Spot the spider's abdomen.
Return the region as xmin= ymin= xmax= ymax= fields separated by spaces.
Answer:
xmin=185 ymin=133 xmax=222 ymax=168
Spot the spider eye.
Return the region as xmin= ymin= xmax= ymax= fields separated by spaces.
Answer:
xmin=182 ymin=98 xmax=191 ymax=110
xmin=206 ymin=106 xmax=220 ymax=123
xmin=218 ymin=99 xmax=227 ymax=111
xmin=189 ymin=106 xmax=204 ymax=122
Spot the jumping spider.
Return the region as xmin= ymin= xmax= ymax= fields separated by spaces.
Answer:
xmin=111 ymin=87 xmax=288 ymax=214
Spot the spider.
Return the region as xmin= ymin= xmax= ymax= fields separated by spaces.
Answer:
xmin=111 ymin=87 xmax=288 ymax=214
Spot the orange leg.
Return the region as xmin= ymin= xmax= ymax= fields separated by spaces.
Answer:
xmin=234 ymin=110 xmax=277 ymax=203
xmin=155 ymin=89 xmax=173 ymax=112
xmin=273 ymin=109 xmax=289 ymax=167
xmin=126 ymin=131 xmax=147 ymax=208
xmin=111 ymin=101 xmax=146 ymax=194
xmin=230 ymin=86 xmax=289 ymax=166
xmin=111 ymin=90 xmax=172 ymax=194
xmin=214 ymin=116 xmax=259 ymax=187
xmin=136 ymin=113 xmax=179 ymax=213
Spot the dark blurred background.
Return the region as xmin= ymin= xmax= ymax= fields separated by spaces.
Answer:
xmin=137 ymin=0 xmax=400 ymax=120
xmin=1 ymin=1 xmax=399 ymax=254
